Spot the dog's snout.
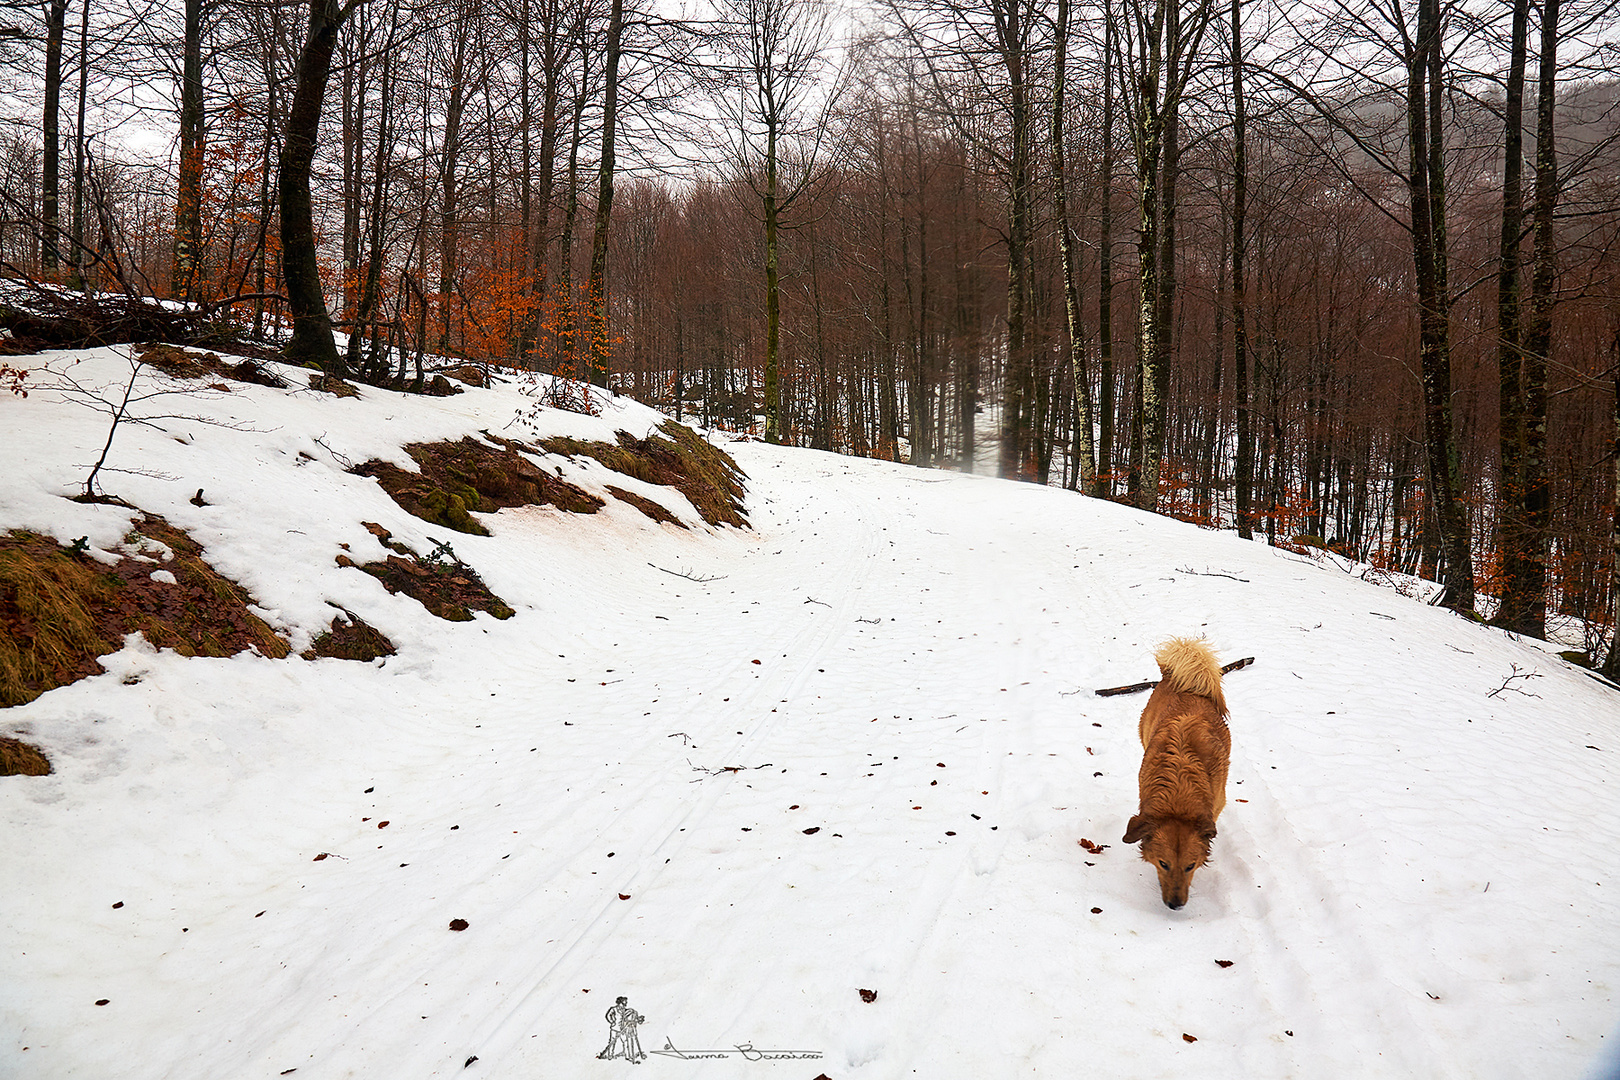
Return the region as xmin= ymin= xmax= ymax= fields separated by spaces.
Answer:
xmin=1165 ymin=897 xmax=1185 ymax=910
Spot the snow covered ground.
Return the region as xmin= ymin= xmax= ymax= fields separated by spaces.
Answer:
xmin=2 ymin=347 xmax=1618 ymax=1080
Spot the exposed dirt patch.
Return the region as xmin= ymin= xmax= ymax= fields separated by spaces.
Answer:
xmin=421 ymin=374 xmax=464 ymax=397
xmin=354 ymin=436 xmax=603 ymax=535
xmin=1 ymin=735 xmax=51 ymax=776
xmin=309 ymin=373 xmax=361 ymax=398
xmin=306 ymin=608 xmax=397 ymax=661
xmin=540 ymin=421 xmax=748 ymax=528
xmin=442 ymin=364 xmax=487 ymax=387
xmin=135 ymin=342 xmax=288 ymax=389
xmin=340 ymin=524 xmax=514 ymax=623
xmin=0 ymin=518 xmax=290 ymax=709
xmin=604 ymin=485 xmax=685 ymax=528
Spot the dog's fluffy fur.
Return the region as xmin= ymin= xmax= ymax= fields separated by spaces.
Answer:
xmin=1122 ymin=638 xmax=1231 ymax=910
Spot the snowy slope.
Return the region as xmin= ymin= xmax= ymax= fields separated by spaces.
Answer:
xmin=2 ymin=347 xmax=1617 ymax=1080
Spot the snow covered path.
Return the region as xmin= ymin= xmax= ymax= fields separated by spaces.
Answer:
xmin=3 ymin=355 xmax=1617 ymax=1079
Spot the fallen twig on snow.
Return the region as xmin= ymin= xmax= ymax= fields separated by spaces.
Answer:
xmin=1174 ymin=566 xmax=1251 ymax=582
xmin=688 ymin=760 xmax=774 ymax=781
xmin=649 ymin=562 xmax=726 ymax=583
xmin=1486 ymin=665 xmax=1542 ymax=699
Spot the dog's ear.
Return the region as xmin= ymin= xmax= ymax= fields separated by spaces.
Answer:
xmin=1123 ymin=814 xmax=1155 ymax=844
xmin=1195 ymin=816 xmax=1218 ymax=844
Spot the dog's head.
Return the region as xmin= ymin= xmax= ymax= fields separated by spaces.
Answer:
xmin=1123 ymin=813 xmax=1217 ymax=910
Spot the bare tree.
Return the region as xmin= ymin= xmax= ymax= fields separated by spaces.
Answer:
xmin=170 ymin=0 xmax=203 ymax=300
xmin=1114 ymin=0 xmax=1213 ymax=510
xmin=583 ymin=0 xmax=625 ymax=386
xmin=713 ymin=0 xmax=843 ymax=443
xmin=41 ymin=0 xmax=67 ymax=276
xmin=1230 ymin=0 xmax=1251 ymax=538
xmin=1052 ymin=0 xmax=1095 ymax=492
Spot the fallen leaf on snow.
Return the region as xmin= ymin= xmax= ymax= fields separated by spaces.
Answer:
xmin=859 ymin=989 xmax=877 ymax=1003
xmin=1182 ymin=1033 xmax=1197 ymax=1043
xmin=1216 ymin=960 xmax=1234 ymax=968
xmin=449 ymin=918 xmax=469 ymax=931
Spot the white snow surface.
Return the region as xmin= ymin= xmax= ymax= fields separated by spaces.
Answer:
xmin=2 ymin=347 xmax=1618 ymax=1080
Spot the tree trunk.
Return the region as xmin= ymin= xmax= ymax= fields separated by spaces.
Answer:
xmin=996 ymin=0 xmax=1034 ymax=481
xmin=438 ymin=13 xmax=470 ymax=352
xmin=1053 ymin=0 xmax=1094 ymax=493
xmin=1406 ymin=0 xmax=1474 ymax=611
xmin=280 ymin=0 xmax=360 ymax=373
xmin=1232 ymin=0 xmax=1252 ymax=539
xmin=348 ymin=5 xmax=397 ymax=382
xmin=1513 ymin=0 xmax=1560 ymax=637
xmin=69 ymin=0 xmax=89 ymax=291
xmin=558 ymin=48 xmax=588 ymax=371
xmin=1602 ymin=325 xmax=1620 ymax=679
xmin=42 ymin=0 xmax=67 ymax=276
xmin=585 ymin=0 xmax=625 ymax=387
xmin=171 ymin=0 xmax=204 ymax=300
xmin=1493 ymin=0 xmax=1530 ymax=627
xmin=1097 ymin=0 xmax=1116 ymax=498
xmin=1143 ymin=5 xmax=1181 ymax=512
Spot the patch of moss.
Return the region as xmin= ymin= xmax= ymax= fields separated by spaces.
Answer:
xmin=0 ymin=518 xmax=289 ymax=708
xmin=354 ymin=436 xmax=604 ymax=535
xmin=540 ymin=421 xmax=748 ymax=528
xmin=307 ymin=609 xmax=397 ymax=662
xmin=340 ymin=527 xmax=514 ymax=623
xmin=135 ymin=342 xmax=288 ymax=388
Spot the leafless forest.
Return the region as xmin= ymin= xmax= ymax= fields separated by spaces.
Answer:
xmin=2 ymin=0 xmax=1619 ymax=662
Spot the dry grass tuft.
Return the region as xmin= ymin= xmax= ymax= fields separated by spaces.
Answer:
xmin=339 ymin=525 xmax=514 ymax=623
xmin=354 ymin=436 xmax=603 ymax=535
xmin=541 ymin=421 xmax=748 ymax=528
xmin=307 ymin=609 xmax=397 ymax=662
xmin=135 ymin=342 xmax=287 ymax=388
xmin=0 ymin=518 xmax=290 ymax=708
xmin=309 ymin=373 xmax=360 ymax=397
xmin=0 ymin=735 xmax=50 ymax=776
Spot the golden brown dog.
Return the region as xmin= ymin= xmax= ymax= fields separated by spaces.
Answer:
xmin=1122 ymin=638 xmax=1231 ymax=910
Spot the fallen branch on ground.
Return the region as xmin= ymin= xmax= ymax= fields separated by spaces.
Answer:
xmin=649 ymin=562 xmax=726 ymax=583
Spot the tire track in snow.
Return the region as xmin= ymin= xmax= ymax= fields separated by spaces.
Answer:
xmin=452 ymin=450 xmax=895 ymax=1059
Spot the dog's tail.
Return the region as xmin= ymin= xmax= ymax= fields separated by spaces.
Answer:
xmin=1153 ymin=637 xmax=1228 ymax=716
